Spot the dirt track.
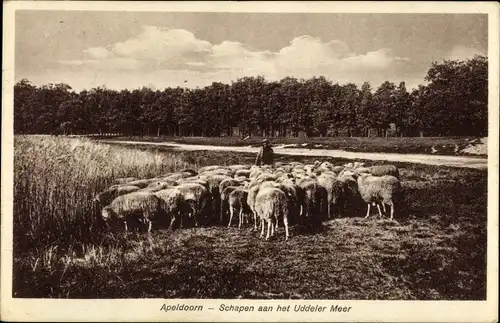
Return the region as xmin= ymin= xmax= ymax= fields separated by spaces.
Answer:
xmin=101 ymin=140 xmax=488 ymax=169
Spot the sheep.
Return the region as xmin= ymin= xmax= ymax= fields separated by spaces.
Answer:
xmin=114 ymin=177 xmax=138 ymax=185
xmin=220 ymin=186 xmax=239 ymax=222
xmin=234 ymin=169 xmax=251 ymax=178
xmin=332 ymin=166 xmax=344 ymax=173
xmin=320 ymin=161 xmax=334 ymax=170
xmin=227 ymin=188 xmax=250 ymax=229
xmin=254 ymin=187 xmax=290 ymax=240
xmin=249 ymin=169 xmax=264 ymax=179
xmin=198 ymin=165 xmax=224 ymax=173
xmin=318 ymin=170 xmax=337 ymax=177
xmin=219 ymin=179 xmax=243 ymax=196
xmin=278 ymin=165 xmax=293 ymax=173
xmin=140 ymin=181 xmax=175 ymax=193
xmin=180 ymin=168 xmax=198 ymax=177
xmin=353 ymin=167 xmax=372 ymax=176
xmin=275 ymin=173 xmax=294 ymax=183
xmin=247 ymin=182 xmax=267 ymax=231
xmin=259 ymin=180 xmax=280 ymax=190
xmin=289 ymin=162 xmax=304 ymax=167
xmin=183 ymin=176 xmax=200 ymax=181
xmin=275 ymin=182 xmax=303 ymax=225
xmin=356 ymin=173 xmax=402 ymax=220
xmin=205 ymin=168 xmax=234 ymax=177
xmin=256 ymin=173 xmax=277 ymax=183
xmin=292 ymin=168 xmax=306 ymax=176
xmin=101 ymin=191 xmax=166 ymax=232
xmin=352 ymin=162 xmax=365 ymax=169
xmin=154 ymin=188 xmax=186 ymax=230
xmin=234 ymin=176 xmax=248 ymax=182
xmin=344 ymin=162 xmax=354 ymax=169
xmin=164 ymin=173 xmax=190 ymax=181
xmin=317 ymin=175 xmax=344 ymax=219
xmin=297 ymin=178 xmax=323 ymax=219
xmin=337 ymin=173 xmax=361 ymax=213
xmin=260 ymin=165 xmax=273 ymax=172
xmin=126 ymin=179 xmax=157 ymax=189
xmin=143 ymin=178 xmax=177 ymax=189
xmin=204 ymin=174 xmax=233 ymax=222
xmin=94 ymin=185 xmax=140 ymax=206
xmin=178 ymin=178 xmax=209 ymax=190
xmin=176 ymin=183 xmax=211 ymax=227
xmin=249 ymin=165 xmax=261 ymax=173
xmin=155 ymin=178 xmax=179 ymax=186
xmin=304 ymin=164 xmax=317 ymax=175
xmin=228 ymin=164 xmax=251 ymax=171
xmin=369 ymin=165 xmax=400 ymax=179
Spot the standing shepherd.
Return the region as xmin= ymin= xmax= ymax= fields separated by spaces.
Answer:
xmin=255 ymin=138 xmax=274 ymax=166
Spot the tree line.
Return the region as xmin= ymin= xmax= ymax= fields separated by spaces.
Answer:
xmin=14 ymin=55 xmax=487 ymax=137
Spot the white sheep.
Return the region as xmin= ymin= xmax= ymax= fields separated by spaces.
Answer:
xmin=275 ymin=181 xmax=303 ymax=226
xmin=176 ymin=183 xmax=211 ymax=227
xmin=369 ymin=164 xmax=400 ymax=179
xmin=297 ymin=178 xmax=323 ymax=218
xmin=337 ymin=172 xmax=362 ymax=212
xmin=141 ymin=181 xmax=176 ymax=193
xmin=352 ymin=162 xmax=365 ymax=169
xmin=94 ymin=185 xmax=140 ymax=206
xmin=246 ymin=182 xmax=270 ymax=231
xmin=114 ymin=177 xmax=138 ymax=185
xmin=219 ymin=178 xmax=243 ymax=196
xmin=228 ymin=164 xmax=252 ymax=171
xmin=154 ymin=188 xmax=186 ymax=230
xmin=317 ymin=174 xmax=344 ymax=219
xmin=126 ymin=179 xmax=158 ymax=189
xmin=101 ymin=191 xmax=166 ymax=232
xmin=332 ymin=165 xmax=344 ymax=173
xmin=220 ymin=185 xmax=240 ymax=222
xmin=234 ymin=169 xmax=252 ymax=178
xmin=256 ymin=173 xmax=278 ymax=183
xmin=356 ymin=173 xmax=402 ymax=220
xmin=164 ymin=173 xmax=189 ymax=182
xmin=180 ymin=168 xmax=198 ymax=177
xmin=198 ymin=165 xmax=224 ymax=173
xmin=254 ymin=187 xmax=290 ymax=240
xmin=204 ymin=168 xmax=234 ymax=177
xmin=227 ymin=188 xmax=250 ymax=229
xmin=352 ymin=167 xmax=372 ymax=176
xmin=177 ymin=178 xmax=209 ymax=190
xmin=204 ymin=174 xmax=233 ymax=223
xmin=320 ymin=161 xmax=334 ymax=170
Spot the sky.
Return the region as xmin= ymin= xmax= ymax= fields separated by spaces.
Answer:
xmin=15 ymin=11 xmax=488 ymax=92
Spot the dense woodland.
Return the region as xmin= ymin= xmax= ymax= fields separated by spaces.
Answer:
xmin=14 ymin=56 xmax=487 ymax=137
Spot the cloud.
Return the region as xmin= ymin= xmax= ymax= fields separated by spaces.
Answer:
xmin=59 ymin=57 xmax=140 ymax=70
xmin=83 ymin=47 xmax=111 ymax=59
xmin=447 ymin=45 xmax=485 ymax=60
xmin=111 ymin=26 xmax=211 ymax=67
xmin=56 ymin=26 xmax=413 ymax=90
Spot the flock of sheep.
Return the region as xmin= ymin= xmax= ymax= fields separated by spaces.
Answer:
xmin=94 ymin=160 xmax=402 ymax=241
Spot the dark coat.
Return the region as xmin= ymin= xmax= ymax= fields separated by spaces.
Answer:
xmin=255 ymin=146 xmax=274 ymax=166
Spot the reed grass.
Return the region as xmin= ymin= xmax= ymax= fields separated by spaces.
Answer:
xmin=13 ymin=135 xmax=195 ymax=259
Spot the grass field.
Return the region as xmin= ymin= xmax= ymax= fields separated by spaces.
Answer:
xmin=12 ymin=136 xmax=487 ymax=299
xmin=105 ymin=135 xmax=487 ymax=156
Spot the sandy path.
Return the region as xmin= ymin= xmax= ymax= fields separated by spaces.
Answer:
xmin=101 ymin=140 xmax=488 ymax=169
